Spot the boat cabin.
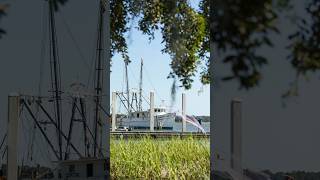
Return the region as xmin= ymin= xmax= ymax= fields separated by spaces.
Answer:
xmin=154 ymin=107 xmax=166 ymax=113
xmin=129 ymin=107 xmax=167 ymax=118
xmin=55 ymin=158 xmax=108 ymax=179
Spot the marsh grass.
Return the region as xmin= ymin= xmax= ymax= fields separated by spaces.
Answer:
xmin=110 ymin=136 xmax=210 ymax=179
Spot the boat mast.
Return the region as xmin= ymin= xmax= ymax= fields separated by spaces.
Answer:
xmin=48 ymin=0 xmax=63 ymax=160
xmin=138 ymin=58 xmax=143 ymax=111
xmin=93 ymin=0 xmax=106 ymax=157
xmin=125 ymin=59 xmax=130 ymax=118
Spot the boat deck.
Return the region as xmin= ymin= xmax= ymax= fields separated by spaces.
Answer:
xmin=110 ymin=131 xmax=210 ymax=139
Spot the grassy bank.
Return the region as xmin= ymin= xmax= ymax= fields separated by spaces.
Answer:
xmin=110 ymin=136 xmax=210 ymax=179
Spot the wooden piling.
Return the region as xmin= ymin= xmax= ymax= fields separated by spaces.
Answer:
xmin=112 ymin=92 xmax=116 ymax=132
xmin=182 ymin=93 xmax=186 ymax=132
xmin=7 ymin=93 xmax=20 ymax=180
xmin=150 ymin=92 xmax=154 ymax=132
xmin=230 ymin=98 xmax=243 ymax=178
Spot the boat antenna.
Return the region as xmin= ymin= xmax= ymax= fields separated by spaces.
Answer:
xmin=138 ymin=58 xmax=143 ymax=111
xmin=48 ymin=0 xmax=63 ymax=160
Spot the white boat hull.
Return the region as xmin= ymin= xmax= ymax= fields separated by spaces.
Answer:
xmin=119 ymin=113 xmax=175 ymax=130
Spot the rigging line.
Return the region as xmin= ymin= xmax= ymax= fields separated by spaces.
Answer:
xmin=127 ymin=64 xmax=138 ymax=89
xmin=48 ymin=3 xmax=63 ymax=155
xmin=127 ymin=61 xmax=163 ymax=107
xmin=38 ymin=0 xmax=48 ymax=99
xmin=141 ymin=92 xmax=151 ymax=106
xmin=86 ymin=8 xmax=101 ymax=88
xmin=21 ymin=110 xmax=32 ymax=167
xmin=0 ymin=133 xmax=6 ymax=152
xmin=51 ymin=8 xmax=62 ymax=94
xmin=121 ymin=59 xmax=126 ymax=93
xmin=32 ymin=1 xmax=48 ymax=163
xmin=58 ymin=10 xmax=91 ymax=71
xmin=48 ymin=7 xmax=59 ymax=136
xmin=20 ymin=113 xmax=39 ymax=166
xmin=49 ymin=9 xmax=63 ymax=97
xmin=141 ymin=89 xmax=151 ymax=100
xmin=1 ymin=146 xmax=6 ymax=162
xmin=21 ymin=105 xmax=40 ymax=164
xmin=117 ymin=97 xmax=122 ymax=113
xmin=72 ymin=101 xmax=104 ymax=158
xmin=56 ymin=42 xmax=62 ymax=95
xmin=142 ymin=64 xmax=165 ymax=101
xmin=21 ymin=107 xmax=32 ymax=160
xmin=34 ymin=125 xmax=53 ymax=167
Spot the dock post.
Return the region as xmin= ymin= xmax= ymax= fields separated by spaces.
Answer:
xmin=230 ymin=98 xmax=243 ymax=179
xmin=182 ymin=93 xmax=186 ymax=132
xmin=7 ymin=93 xmax=20 ymax=180
xmin=111 ymin=92 xmax=117 ymax=132
xmin=150 ymin=91 xmax=154 ymax=131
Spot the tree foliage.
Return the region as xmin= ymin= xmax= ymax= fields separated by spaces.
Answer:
xmin=281 ymin=0 xmax=320 ymax=97
xmin=110 ymin=0 xmax=130 ymax=63
xmin=0 ymin=4 xmax=8 ymax=39
xmin=110 ymin=0 xmax=209 ymax=89
xmin=213 ymin=0 xmax=278 ymax=89
xmin=288 ymin=1 xmax=320 ymax=74
xmin=51 ymin=0 xmax=68 ymax=11
xmin=213 ymin=0 xmax=320 ymax=93
xmin=2 ymin=0 xmax=320 ymax=92
xmin=0 ymin=0 xmax=65 ymax=39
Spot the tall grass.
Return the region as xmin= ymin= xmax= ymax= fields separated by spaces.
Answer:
xmin=110 ymin=136 xmax=210 ymax=179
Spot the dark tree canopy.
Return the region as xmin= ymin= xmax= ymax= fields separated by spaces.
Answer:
xmin=0 ymin=4 xmax=8 ymax=39
xmin=283 ymin=0 xmax=320 ymax=97
xmin=213 ymin=0 xmax=320 ymax=95
xmin=213 ymin=0 xmax=278 ymax=89
xmin=2 ymin=0 xmax=320 ymax=93
xmin=110 ymin=0 xmax=210 ymax=89
xmin=0 ymin=0 xmax=211 ymax=90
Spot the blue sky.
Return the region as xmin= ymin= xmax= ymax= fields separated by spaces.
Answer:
xmin=110 ymin=1 xmax=209 ymax=116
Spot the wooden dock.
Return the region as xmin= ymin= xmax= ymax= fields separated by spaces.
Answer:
xmin=110 ymin=131 xmax=210 ymax=139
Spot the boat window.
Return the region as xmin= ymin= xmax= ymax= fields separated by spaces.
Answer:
xmin=69 ymin=164 xmax=75 ymax=172
xmin=87 ymin=163 xmax=93 ymax=177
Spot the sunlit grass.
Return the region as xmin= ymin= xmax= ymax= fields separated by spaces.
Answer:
xmin=110 ymin=136 xmax=210 ymax=179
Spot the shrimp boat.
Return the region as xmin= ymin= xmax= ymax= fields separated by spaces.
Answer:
xmin=121 ymin=106 xmax=176 ymax=130
xmin=1 ymin=0 xmax=110 ymax=179
xmin=113 ymin=58 xmax=175 ymax=131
